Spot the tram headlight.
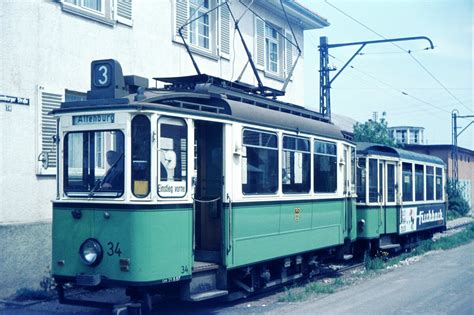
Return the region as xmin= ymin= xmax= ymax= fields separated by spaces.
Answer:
xmin=79 ymin=239 xmax=103 ymax=266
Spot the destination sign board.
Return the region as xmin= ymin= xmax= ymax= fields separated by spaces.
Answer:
xmin=72 ymin=114 xmax=115 ymax=125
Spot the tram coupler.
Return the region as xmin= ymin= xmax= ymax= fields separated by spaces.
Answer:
xmin=56 ymin=283 xmax=116 ymax=309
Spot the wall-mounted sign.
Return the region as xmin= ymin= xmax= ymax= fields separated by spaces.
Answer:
xmin=72 ymin=113 xmax=115 ymax=125
xmin=0 ymin=95 xmax=30 ymax=105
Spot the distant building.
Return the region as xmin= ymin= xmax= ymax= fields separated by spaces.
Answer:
xmin=388 ymin=126 xmax=425 ymax=144
xmin=404 ymin=144 xmax=473 ymax=209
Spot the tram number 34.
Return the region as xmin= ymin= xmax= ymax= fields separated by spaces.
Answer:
xmin=107 ymin=242 xmax=122 ymax=257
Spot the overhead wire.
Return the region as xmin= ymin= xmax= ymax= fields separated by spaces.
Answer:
xmin=308 ymin=32 xmax=451 ymax=115
xmin=324 ymin=0 xmax=473 ymax=113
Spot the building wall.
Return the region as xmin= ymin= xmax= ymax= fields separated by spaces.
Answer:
xmin=0 ymin=0 xmax=317 ymax=297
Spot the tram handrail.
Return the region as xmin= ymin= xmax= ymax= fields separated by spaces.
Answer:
xmin=227 ymin=194 xmax=232 ymax=255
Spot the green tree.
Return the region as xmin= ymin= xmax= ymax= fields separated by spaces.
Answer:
xmin=446 ymin=180 xmax=470 ymax=216
xmin=353 ymin=117 xmax=397 ymax=146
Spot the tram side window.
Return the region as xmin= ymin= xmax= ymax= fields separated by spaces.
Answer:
xmin=356 ymin=158 xmax=366 ymax=203
xmin=64 ymin=131 xmax=124 ymax=197
xmin=158 ymin=117 xmax=187 ymax=198
xmin=415 ymin=164 xmax=424 ymax=201
xmin=426 ymin=166 xmax=434 ymax=201
xmin=387 ymin=164 xmax=396 ymax=202
xmin=402 ymin=163 xmax=413 ymax=202
xmin=131 ymin=115 xmax=151 ymax=198
xmin=314 ymin=140 xmax=337 ymax=193
xmin=282 ymin=135 xmax=310 ymax=193
xmin=351 ymin=147 xmax=356 ymax=194
xmin=242 ymin=129 xmax=278 ymax=194
xmin=435 ymin=167 xmax=443 ymax=200
xmin=368 ymin=159 xmax=378 ymax=203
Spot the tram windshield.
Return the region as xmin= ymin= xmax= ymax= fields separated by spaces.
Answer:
xmin=64 ymin=130 xmax=125 ymax=197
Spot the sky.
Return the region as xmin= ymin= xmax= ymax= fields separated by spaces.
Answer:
xmin=299 ymin=0 xmax=473 ymax=149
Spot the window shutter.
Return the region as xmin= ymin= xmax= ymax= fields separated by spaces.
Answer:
xmin=37 ymin=86 xmax=63 ymax=175
xmin=175 ymin=0 xmax=189 ymax=39
xmin=117 ymin=0 xmax=132 ymax=25
xmin=219 ymin=2 xmax=231 ymax=57
xmin=255 ymin=17 xmax=265 ymax=68
xmin=285 ymin=32 xmax=293 ymax=76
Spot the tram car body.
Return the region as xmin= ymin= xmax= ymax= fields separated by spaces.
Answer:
xmin=355 ymin=143 xmax=447 ymax=250
xmin=51 ymin=59 xmax=357 ymax=305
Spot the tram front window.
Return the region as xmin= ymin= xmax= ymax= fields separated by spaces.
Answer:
xmin=64 ymin=131 xmax=125 ymax=197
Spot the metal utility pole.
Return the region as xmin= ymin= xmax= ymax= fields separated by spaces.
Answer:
xmin=319 ymin=36 xmax=434 ymax=120
xmin=451 ymin=110 xmax=474 ymax=181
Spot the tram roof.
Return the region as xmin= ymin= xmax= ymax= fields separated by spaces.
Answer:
xmin=53 ymin=88 xmax=346 ymax=141
xmin=356 ymin=142 xmax=444 ymax=165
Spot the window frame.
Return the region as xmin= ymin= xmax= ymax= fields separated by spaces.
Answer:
xmin=241 ymin=128 xmax=279 ymax=196
xmin=281 ymin=134 xmax=311 ymax=194
xmin=65 ymin=0 xmax=104 ymax=14
xmin=426 ymin=165 xmax=435 ymax=201
xmin=63 ymin=129 xmax=125 ymax=198
xmin=60 ymin=0 xmax=132 ymax=27
xmin=435 ymin=167 xmax=443 ymax=201
xmin=402 ymin=162 xmax=413 ymax=202
xmin=157 ymin=116 xmax=188 ymax=199
xmin=264 ymin=23 xmax=280 ymax=74
xmin=414 ymin=164 xmax=425 ymax=201
xmin=313 ymin=139 xmax=338 ymax=194
xmin=356 ymin=157 xmax=367 ymax=203
xmin=189 ymin=0 xmax=211 ymax=51
xmin=131 ymin=115 xmax=151 ymax=198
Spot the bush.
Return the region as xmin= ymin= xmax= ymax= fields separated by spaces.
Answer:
xmin=447 ymin=180 xmax=470 ymax=216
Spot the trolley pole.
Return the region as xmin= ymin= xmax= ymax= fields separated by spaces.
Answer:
xmin=319 ymin=36 xmax=434 ymax=121
xmin=451 ymin=110 xmax=474 ymax=183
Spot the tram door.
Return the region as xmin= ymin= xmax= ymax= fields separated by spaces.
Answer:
xmin=194 ymin=121 xmax=223 ymax=263
xmin=380 ymin=161 xmax=397 ymax=233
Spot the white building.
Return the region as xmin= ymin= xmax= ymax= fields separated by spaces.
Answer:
xmin=388 ymin=126 xmax=425 ymax=145
xmin=0 ymin=0 xmax=328 ymax=298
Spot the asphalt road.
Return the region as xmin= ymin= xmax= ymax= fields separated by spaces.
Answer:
xmin=2 ymin=241 xmax=473 ymax=315
xmin=269 ymin=241 xmax=474 ymax=315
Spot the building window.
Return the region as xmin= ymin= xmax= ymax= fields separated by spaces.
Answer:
xmin=402 ymin=162 xmax=413 ymax=202
xmin=189 ymin=0 xmax=210 ymax=50
xmin=65 ymin=0 xmax=102 ymax=12
xmin=314 ymin=140 xmax=337 ymax=193
xmin=282 ymin=135 xmax=310 ymax=194
xmin=60 ymin=0 xmax=133 ymax=26
xmin=265 ymin=24 xmax=279 ymax=74
xmin=175 ymin=0 xmax=224 ymax=56
xmin=242 ymin=129 xmax=278 ymax=195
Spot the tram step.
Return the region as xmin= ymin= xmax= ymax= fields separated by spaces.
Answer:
xmin=188 ymin=289 xmax=228 ymax=302
xmin=379 ymin=243 xmax=401 ymax=250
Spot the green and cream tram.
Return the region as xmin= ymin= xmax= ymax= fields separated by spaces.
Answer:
xmin=355 ymin=143 xmax=447 ymax=250
xmin=51 ymin=59 xmax=357 ymax=308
